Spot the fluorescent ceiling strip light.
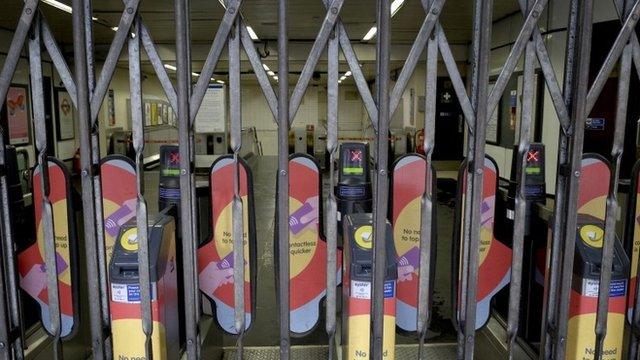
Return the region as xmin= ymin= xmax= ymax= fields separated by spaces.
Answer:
xmin=216 ymin=80 xmax=225 ymax=84
xmin=43 ymin=1 xmax=98 ymax=21
xmin=246 ymin=26 xmax=259 ymax=41
xmin=42 ymin=0 xmax=72 ymax=14
xmin=362 ymin=27 xmax=377 ymax=41
xmin=164 ymin=64 xmax=177 ymax=71
xmin=344 ymin=71 xmax=352 ymax=77
xmin=267 ymin=70 xmax=275 ymax=76
xmin=263 ymin=64 xmax=270 ymax=71
xmin=362 ymin=0 xmax=404 ymax=41
xmin=391 ymin=0 xmax=405 ymax=17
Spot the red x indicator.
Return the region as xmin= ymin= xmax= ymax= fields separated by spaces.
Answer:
xmin=350 ymin=150 xmax=362 ymax=162
xmin=526 ymin=150 xmax=539 ymax=163
xmin=169 ymin=152 xmax=180 ymax=164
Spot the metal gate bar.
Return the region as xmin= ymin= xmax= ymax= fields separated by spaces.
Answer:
xmin=0 ymin=0 xmax=638 ymax=359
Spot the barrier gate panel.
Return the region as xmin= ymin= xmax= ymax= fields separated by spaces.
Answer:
xmin=0 ymin=0 xmax=639 ymax=358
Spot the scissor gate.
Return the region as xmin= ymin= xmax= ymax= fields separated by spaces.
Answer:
xmin=1 ymin=0 xmax=640 ymax=359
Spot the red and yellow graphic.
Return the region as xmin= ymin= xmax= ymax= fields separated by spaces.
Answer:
xmin=198 ymin=156 xmax=254 ymax=335
xmin=456 ymin=157 xmax=512 ymax=329
xmin=288 ymin=155 xmax=342 ymax=335
xmin=391 ymin=154 xmax=435 ymax=333
xmin=18 ymin=159 xmax=77 ymax=338
xmin=565 ymin=156 xmax=624 ymax=360
xmin=345 ymin=280 xmax=396 ymax=359
xmin=101 ymin=156 xmax=137 ymax=266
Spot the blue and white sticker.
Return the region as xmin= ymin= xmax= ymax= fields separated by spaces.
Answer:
xmin=383 ymin=281 xmax=395 ymax=298
xmin=111 ymin=283 xmax=156 ymax=303
xmin=582 ymin=278 xmax=627 ymax=298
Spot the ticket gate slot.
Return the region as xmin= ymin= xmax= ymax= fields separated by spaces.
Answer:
xmin=566 ymin=215 xmax=628 ymax=360
xmin=109 ymin=213 xmax=180 ymax=359
xmin=336 ymin=143 xmax=372 ymax=236
xmin=342 ymin=213 xmax=397 ymax=359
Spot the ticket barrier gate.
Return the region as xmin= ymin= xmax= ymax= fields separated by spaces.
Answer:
xmin=342 ymin=213 xmax=397 ymax=359
xmin=18 ymin=158 xmax=80 ymax=339
xmin=533 ymin=155 xmax=627 ymax=359
xmin=495 ymin=144 xmax=547 ymax=342
xmin=109 ymin=211 xmax=180 ymax=359
xmin=453 ymin=156 xmax=512 ymax=330
xmin=565 ymin=215 xmax=628 ymax=360
xmin=198 ymin=155 xmax=257 ymax=335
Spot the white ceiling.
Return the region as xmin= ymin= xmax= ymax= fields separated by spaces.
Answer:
xmin=1 ymin=0 xmax=521 ymax=81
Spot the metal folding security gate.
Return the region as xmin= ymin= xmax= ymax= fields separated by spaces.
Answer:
xmin=0 ymin=0 xmax=639 ymax=359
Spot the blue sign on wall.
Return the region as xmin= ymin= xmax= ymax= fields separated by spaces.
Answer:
xmin=586 ymin=118 xmax=605 ymax=131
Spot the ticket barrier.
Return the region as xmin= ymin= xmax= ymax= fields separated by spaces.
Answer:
xmin=109 ymin=211 xmax=180 ymax=359
xmin=495 ymin=143 xmax=547 ymax=341
xmin=390 ymin=154 xmax=437 ymax=334
xmin=197 ymin=156 xmax=257 ymax=335
xmin=18 ymin=158 xmax=79 ymax=339
xmin=453 ymin=156 xmax=512 ymax=330
xmin=342 ymin=213 xmax=397 ymax=359
xmin=287 ymin=154 xmax=343 ymax=337
xmin=565 ymin=215 xmax=628 ymax=360
xmin=535 ymin=155 xmax=627 ymax=359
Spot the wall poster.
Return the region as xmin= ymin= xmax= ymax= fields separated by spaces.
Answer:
xmin=5 ymin=85 xmax=30 ymax=145
xmin=195 ymin=84 xmax=226 ymax=133
xmin=55 ymin=88 xmax=75 ymax=141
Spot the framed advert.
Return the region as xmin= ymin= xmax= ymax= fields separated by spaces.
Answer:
xmin=4 ymin=84 xmax=30 ymax=145
xmin=54 ymin=88 xmax=75 ymax=141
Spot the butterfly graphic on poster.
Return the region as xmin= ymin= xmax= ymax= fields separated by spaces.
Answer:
xmin=7 ymin=94 xmax=25 ymax=116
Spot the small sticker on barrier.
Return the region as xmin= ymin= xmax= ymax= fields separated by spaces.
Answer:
xmin=582 ymin=278 xmax=627 ymax=298
xmin=111 ymin=283 xmax=143 ymax=303
xmin=351 ymin=281 xmax=371 ymax=300
xmin=384 ymin=281 xmax=395 ymax=298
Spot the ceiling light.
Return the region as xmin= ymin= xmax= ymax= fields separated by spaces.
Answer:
xmin=41 ymin=0 xmax=72 ymax=14
xmin=92 ymin=16 xmax=98 ymax=21
xmin=216 ymin=80 xmax=225 ymax=84
xmin=340 ymin=76 xmax=347 ymax=81
xmin=192 ymin=72 xmax=200 ymax=77
xmin=111 ymin=27 xmax=118 ymax=32
xmin=246 ymin=26 xmax=259 ymax=41
xmin=263 ymin=64 xmax=270 ymax=71
xmin=344 ymin=71 xmax=352 ymax=77
xmin=362 ymin=26 xmax=377 ymax=41
xmin=391 ymin=0 xmax=405 ymax=17
xmin=273 ymin=76 xmax=278 ymax=81
xmin=267 ymin=70 xmax=275 ymax=77
xmin=164 ymin=64 xmax=177 ymax=71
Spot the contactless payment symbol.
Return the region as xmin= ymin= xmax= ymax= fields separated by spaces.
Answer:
xmin=355 ymin=225 xmax=373 ymax=250
xmin=580 ymin=224 xmax=604 ymax=248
